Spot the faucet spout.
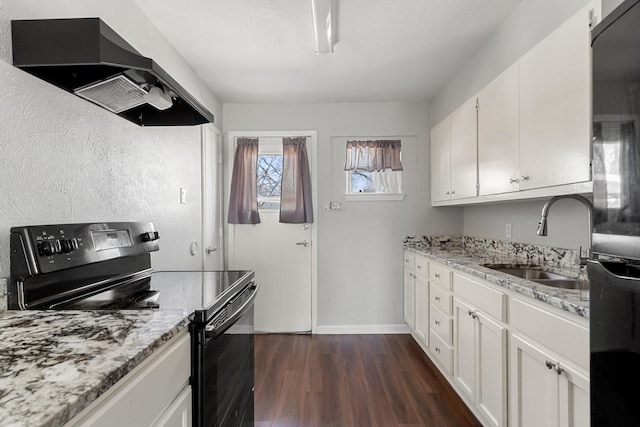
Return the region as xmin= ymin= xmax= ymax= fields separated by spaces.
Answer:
xmin=536 ymin=195 xmax=594 ymax=262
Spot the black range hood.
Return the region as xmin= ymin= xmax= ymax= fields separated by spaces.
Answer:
xmin=12 ymin=18 xmax=214 ymax=126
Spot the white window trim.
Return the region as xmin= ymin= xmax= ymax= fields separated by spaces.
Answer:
xmin=345 ymin=193 xmax=405 ymax=201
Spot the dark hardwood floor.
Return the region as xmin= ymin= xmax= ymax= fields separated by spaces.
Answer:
xmin=254 ymin=334 xmax=482 ymax=427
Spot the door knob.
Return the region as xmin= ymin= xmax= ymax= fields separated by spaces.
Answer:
xmin=296 ymin=240 xmax=310 ymax=247
xmin=206 ymin=247 xmax=217 ymax=254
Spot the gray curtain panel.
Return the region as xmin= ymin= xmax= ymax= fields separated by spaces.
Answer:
xmin=343 ymin=139 xmax=403 ymax=172
xmin=280 ymin=136 xmax=314 ymax=223
xmin=228 ymin=137 xmax=261 ymax=224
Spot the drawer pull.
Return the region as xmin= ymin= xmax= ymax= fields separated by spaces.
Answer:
xmin=435 ymin=320 xmax=440 ymax=326
xmin=435 ymin=273 xmax=440 ymax=279
xmin=435 ymin=296 xmax=441 ymax=302
xmin=435 ymin=347 xmax=441 ymax=353
xmin=417 ymin=265 xmax=422 ymax=270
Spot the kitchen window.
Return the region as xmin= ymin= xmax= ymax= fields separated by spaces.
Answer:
xmin=344 ymin=139 xmax=404 ymax=201
xmin=257 ymin=153 xmax=283 ymax=210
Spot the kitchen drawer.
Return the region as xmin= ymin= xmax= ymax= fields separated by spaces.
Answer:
xmin=404 ymin=252 xmax=415 ymax=271
xmin=430 ymin=329 xmax=453 ymax=375
xmin=430 ymin=263 xmax=452 ymax=290
xmin=511 ymin=298 xmax=589 ymax=369
xmin=454 ymin=273 xmax=506 ymax=322
xmin=415 ymin=256 xmax=429 ymax=279
xmin=430 ymin=283 xmax=452 ymax=315
xmin=430 ymin=304 xmax=452 ymax=345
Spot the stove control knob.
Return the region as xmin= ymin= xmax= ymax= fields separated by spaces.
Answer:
xmin=39 ymin=240 xmax=61 ymax=256
xmin=60 ymin=238 xmax=79 ymax=254
xmin=140 ymin=231 xmax=160 ymax=242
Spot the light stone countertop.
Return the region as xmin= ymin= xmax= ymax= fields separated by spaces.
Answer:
xmin=0 ymin=309 xmax=191 ymax=427
xmin=405 ymin=245 xmax=589 ymax=318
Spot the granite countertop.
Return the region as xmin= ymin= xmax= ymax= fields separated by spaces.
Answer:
xmin=405 ymin=245 xmax=590 ymax=318
xmin=0 ymin=309 xmax=191 ymax=427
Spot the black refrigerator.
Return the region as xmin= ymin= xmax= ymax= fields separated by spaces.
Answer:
xmin=589 ymin=0 xmax=640 ymax=425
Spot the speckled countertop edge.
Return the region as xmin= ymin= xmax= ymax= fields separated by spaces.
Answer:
xmin=405 ymin=246 xmax=590 ymax=318
xmin=0 ymin=309 xmax=191 ymax=427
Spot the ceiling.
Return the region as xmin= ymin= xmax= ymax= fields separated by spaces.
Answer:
xmin=134 ymin=0 xmax=522 ymax=104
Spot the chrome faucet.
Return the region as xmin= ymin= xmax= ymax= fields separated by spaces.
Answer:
xmin=536 ymin=194 xmax=594 ymax=264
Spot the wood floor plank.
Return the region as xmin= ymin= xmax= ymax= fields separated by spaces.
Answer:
xmin=254 ymin=334 xmax=482 ymax=427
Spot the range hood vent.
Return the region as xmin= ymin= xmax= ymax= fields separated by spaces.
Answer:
xmin=11 ymin=18 xmax=214 ymax=126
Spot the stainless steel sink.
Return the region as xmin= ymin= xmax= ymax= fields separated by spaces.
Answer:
xmin=530 ymin=279 xmax=590 ymax=290
xmin=483 ymin=264 xmax=589 ymax=293
xmin=483 ymin=264 xmax=571 ymax=280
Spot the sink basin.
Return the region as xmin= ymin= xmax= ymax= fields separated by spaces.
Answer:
xmin=483 ymin=264 xmax=571 ymax=280
xmin=531 ymin=279 xmax=590 ymax=290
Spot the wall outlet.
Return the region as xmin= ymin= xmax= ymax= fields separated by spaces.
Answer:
xmin=506 ymin=223 xmax=512 ymax=239
xmin=329 ymin=201 xmax=342 ymax=211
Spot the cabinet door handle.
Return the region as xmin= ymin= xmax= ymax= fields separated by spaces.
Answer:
xmin=554 ymin=363 xmax=564 ymax=375
xmin=445 ymin=191 xmax=450 ymax=195
xmin=435 ymin=320 xmax=441 ymax=326
xmin=509 ymin=177 xmax=519 ymax=184
xmin=545 ymin=360 xmax=556 ymax=370
xmin=435 ymin=296 xmax=441 ymax=302
xmin=451 ymin=190 xmax=456 ymax=195
xmin=435 ymin=273 xmax=440 ymax=279
xmin=435 ymin=347 xmax=441 ymax=353
xmin=467 ymin=310 xmax=478 ymax=319
xmin=520 ymin=175 xmax=530 ymax=181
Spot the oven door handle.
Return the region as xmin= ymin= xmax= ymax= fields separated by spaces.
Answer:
xmin=205 ymin=282 xmax=259 ymax=337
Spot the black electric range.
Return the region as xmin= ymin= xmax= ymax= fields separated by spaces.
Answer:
xmin=8 ymin=221 xmax=257 ymax=427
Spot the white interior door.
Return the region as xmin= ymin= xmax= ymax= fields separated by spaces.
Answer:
xmin=228 ymin=132 xmax=316 ymax=333
xmin=202 ymin=125 xmax=224 ymax=270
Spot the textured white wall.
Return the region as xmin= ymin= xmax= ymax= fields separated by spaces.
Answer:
xmin=223 ymin=102 xmax=462 ymax=328
xmin=0 ymin=0 xmax=222 ymax=276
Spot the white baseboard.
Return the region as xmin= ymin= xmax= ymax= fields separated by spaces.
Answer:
xmin=315 ymin=324 xmax=410 ymax=334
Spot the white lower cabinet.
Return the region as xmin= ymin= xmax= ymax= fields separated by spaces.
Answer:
xmin=403 ymin=267 xmax=415 ymax=329
xmin=414 ymin=274 xmax=429 ymax=345
xmin=403 ymin=251 xmax=429 ymax=347
xmin=402 ymin=251 xmax=590 ymax=427
xmin=510 ymin=298 xmax=589 ymax=427
xmin=454 ymin=298 xmax=507 ymax=427
xmin=510 ymin=334 xmax=589 ymax=427
xmin=66 ymin=331 xmax=192 ymax=427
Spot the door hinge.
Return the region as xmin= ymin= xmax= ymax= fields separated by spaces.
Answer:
xmin=588 ymin=9 xmax=599 ymax=29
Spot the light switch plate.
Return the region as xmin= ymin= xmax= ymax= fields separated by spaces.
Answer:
xmin=180 ymin=187 xmax=187 ymax=204
xmin=506 ymin=223 xmax=512 ymax=239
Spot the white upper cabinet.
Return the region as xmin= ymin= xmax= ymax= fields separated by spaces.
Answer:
xmin=431 ymin=1 xmax=601 ymax=205
xmin=518 ymin=3 xmax=597 ymax=191
xmin=431 ymin=98 xmax=478 ymax=202
xmin=450 ymin=97 xmax=479 ymax=199
xmin=478 ymin=64 xmax=520 ymax=196
xmin=431 ymin=117 xmax=452 ymax=203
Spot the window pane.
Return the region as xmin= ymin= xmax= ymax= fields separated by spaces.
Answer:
xmin=351 ymin=171 xmax=375 ymax=193
xmin=257 ymin=154 xmax=283 ymax=209
xmin=348 ymin=170 xmax=402 ymax=194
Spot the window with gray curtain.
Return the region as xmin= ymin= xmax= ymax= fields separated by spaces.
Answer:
xmin=280 ymin=137 xmax=314 ymax=223
xmin=344 ymin=140 xmax=403 ymax=172
xmin=344 ymin=139 xmax=403 ymax=194
xmin=228 ymin=137 xmax=261 ymax=224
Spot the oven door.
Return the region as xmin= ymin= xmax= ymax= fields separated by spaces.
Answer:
xmin=192 ymin=282 xmax=258 ymax=427
xmin=589 ymin=260 xmax=640 ymax=425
